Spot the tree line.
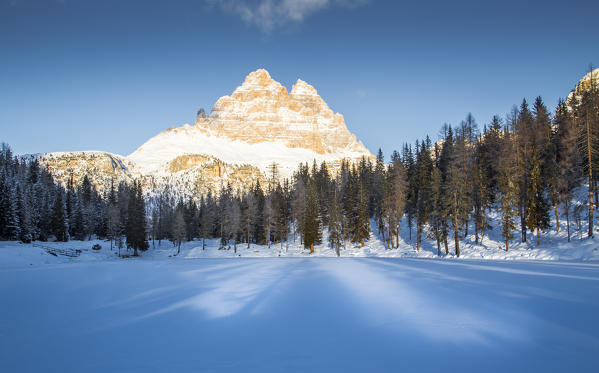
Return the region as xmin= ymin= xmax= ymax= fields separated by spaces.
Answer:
xmin=0 ymin=72 xmax=597 ymax=256
xmin=0 ymin=145 xmax=147 ymax=256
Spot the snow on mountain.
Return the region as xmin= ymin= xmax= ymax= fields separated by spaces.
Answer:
xmin=128 ymin=69 xmax=373 ymax=179
xmin=567 ymin=67 xmax=599 ymax=104
xmin=40 ymin=69 xmax=373 ymax=197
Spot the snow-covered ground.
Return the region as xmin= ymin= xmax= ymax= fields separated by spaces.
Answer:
xmin=1 ymin=210 xmax=598 ymax=371
xmin=0 ymin=254 xmax=598 ymax=372
xmin=4 ymin=208 xmax=598 ymax=266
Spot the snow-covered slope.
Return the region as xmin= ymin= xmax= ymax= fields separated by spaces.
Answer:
xmin=127 ymin=124 xmax=369 ymax=179
xmin=40 ymin=69 xmax=373 ymax=197
xmin=128 ymin=69 xmax=373 ymax=179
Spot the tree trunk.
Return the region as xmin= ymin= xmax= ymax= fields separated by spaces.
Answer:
xmin=555 ymin=206 xmax=560 ymax=232
xmin=416 ymin=225 xmax=421 ymax=252
xmin=454 ymin=221 xmax=460 ymax=258
xmin=566 ymin=207 xmax=571 ymax=242
xmin=536 ymin=227 xmax=540 ymax=246
xmin=520 ymin=203 xmax=526 ymax=242
xmin=310 ymin=243 xmax=314 ymax=254
xmin=436 ymin=238 xmax=441 ymax=256
xmin=444 ymin=235 xmax=449 ymax=255
xmin=177 ymin=242 xmax=181 ymax=255
xmin=588 ymin=110 xmax=594 ymax=238
xmin=505 ymin=236 xmax=509 ymax=252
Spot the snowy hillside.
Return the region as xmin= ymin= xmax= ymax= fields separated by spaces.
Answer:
xmin=127 ymin=124 xmax=368 ymax=180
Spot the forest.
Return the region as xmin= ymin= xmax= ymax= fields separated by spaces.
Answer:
xmin=0 ymin=84 xmax=597 ymax=257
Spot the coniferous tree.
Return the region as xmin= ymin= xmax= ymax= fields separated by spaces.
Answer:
xmin=498 ymin=130 xmax=518 ymax=251
xmin=514 ymin=99 xmax=534 ymax=243
xmin=415 ymin=140 xmax=433 ymax=251
xmin=52 ymin=190 xmax=68 ymax=242
xmin=16 ymin=185 xmax=32 ymax=243
xmin=171 ymin=206 xmax=186 ymax=255
xmin=303 ymin=179 xmax=321 ymax=253
xmin=525 ymin=139 xmax=551 ymax=245
xmin=126 ymin=181 xmax=147 ymax=256
xmin=429 ymin=165 xmax=443 ymax=255
xmin=403 ymin=144 xmax=416 ymax=242
xmin=328 ymin=187 xmax=343 ymax=256
xmin=555 ymin=100 xmax=582 ymax=241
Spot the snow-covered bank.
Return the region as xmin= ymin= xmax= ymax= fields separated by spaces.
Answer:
xmin=1 ymin=216 xmax=598 ymax=269
xmin=1 ymin=258 xmax=598 ymax=372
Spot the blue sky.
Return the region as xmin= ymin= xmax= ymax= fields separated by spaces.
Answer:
xmin=1 ymin=0 xmax=598 ymax=159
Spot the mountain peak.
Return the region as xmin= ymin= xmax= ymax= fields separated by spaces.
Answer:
xmin=130 ymin=69 xmax=373 ymax=180
xmin=242 ymin=68 xmax=275 ymax=87
xmin=291 ymin=79 xmax=318 ymax=96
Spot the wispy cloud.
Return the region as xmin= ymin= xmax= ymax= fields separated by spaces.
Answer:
xmin=206 ymin=0 xmax=369 ymax=33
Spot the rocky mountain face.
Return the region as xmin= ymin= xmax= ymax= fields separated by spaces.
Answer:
xmin=40 ymin=69 xmax=373 ymax=199
xmin=200 ymin=69 xmax=369 ymax=155
xmin=567 ymin=68 xmax=599 ymax=104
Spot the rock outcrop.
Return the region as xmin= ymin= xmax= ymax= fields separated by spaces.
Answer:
xmin=567 ymin=68 xmax=599 ymax=105
xmin=199 ymin=69 xmax=369 ymax=155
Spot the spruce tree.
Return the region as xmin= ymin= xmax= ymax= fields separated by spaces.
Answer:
xmin=525 ymin=140 xmax=551 ymax=245
xmin=303 ymin=180 xmax=321 ymax=253
xmin=328 ymin=187 xmax=343 ymax=256
xmin=52 ymin=190 xmax=68 ymax=242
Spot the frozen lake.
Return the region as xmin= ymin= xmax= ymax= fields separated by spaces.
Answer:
xmin=1 ymin=258 xmax=598 ymax=372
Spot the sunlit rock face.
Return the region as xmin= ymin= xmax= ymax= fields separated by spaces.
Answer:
xmin=41 ymin=69 xmax=373 ymax=199
xmin=567 ymin=68 xmax=599 ymax=105
xmin=200 ymin=69 xmax=370 ymax=155
xmin=128 ymin=68 xmax=373 ymax=180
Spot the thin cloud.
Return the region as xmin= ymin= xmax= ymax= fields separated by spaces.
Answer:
xmin=206 ymin=0 xmax=369 ymax=33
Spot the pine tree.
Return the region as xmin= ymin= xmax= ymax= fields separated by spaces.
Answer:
xmin=328 ymin=187 xmax=343 ymax=256
xmin=403 ymin=144 xmax=416 ymax=242
xmin=415 ymin=140 xmax=433 ymax=251
xmin=4 ymin=186 xmax=20 ymax=241
xmin=253 ymin=181 xmax=265 ymax=244
xmin=126 ymin=181 xmax=148 ymax=256
xmin=472 ymin=144 xmax=491 ymax=243
xmin=525 ymin=139 xmax=551 ymax=245
xmin=52 ymin=190 xmax=68 ymax=242
xmin=199 ymin=193 xmax=215 ymax=250
xmin=303 ymin=180 xmax=321 ymax=253
xmin=16 ymin=185 xmax=32 ymax=243
xmin=429 ymin=165 xmax=443 ymax=255
xmin=388 ymin=153 xmax=407 ymax=248
xmin=71 ymin=201 xmax=86 ymax=240
xmin=171 ymin=206 xmax=186 ymax=255
xmin=555 ymin=100 xmax=582 ymax=241
xmin=514 ymin=99 xmax=534 ymax=243
xmin=498 ymin=132 xmax=517 ymax=251
xmin=229 ymin=196 xmax=241 ymax=253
